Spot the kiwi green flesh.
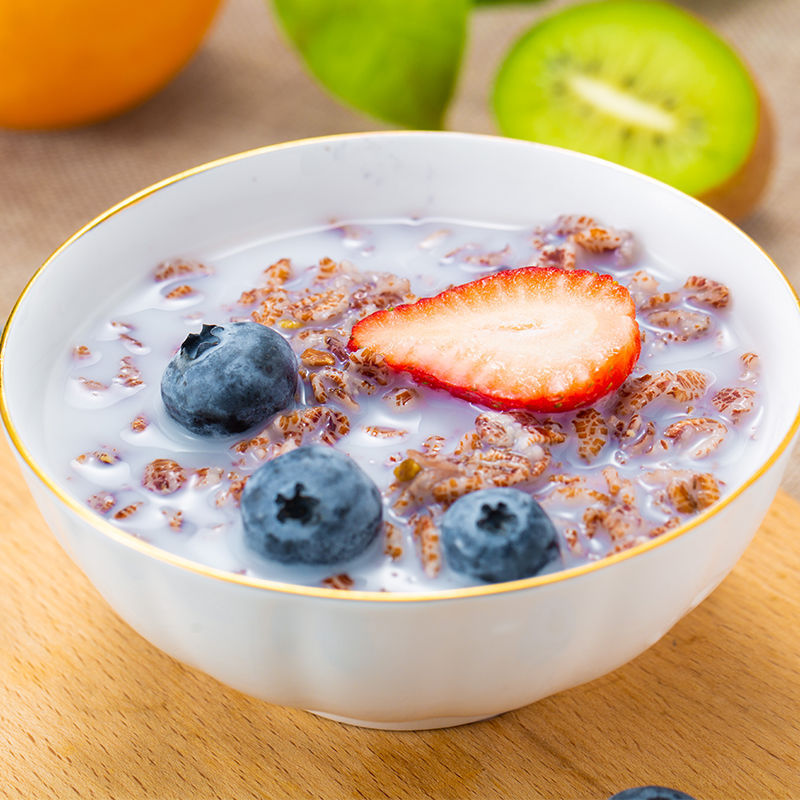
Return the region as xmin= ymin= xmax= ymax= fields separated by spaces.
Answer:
xmin=493 ymin=0 xmax=760 ymax=198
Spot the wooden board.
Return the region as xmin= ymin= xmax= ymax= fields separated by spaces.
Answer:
xmin=1 ymin=435 xmax=798 ymax=800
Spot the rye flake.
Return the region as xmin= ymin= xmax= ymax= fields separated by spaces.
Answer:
xmin=712 ymin=387 xmax=756 ymax=422
xmin=665 ymin=473 xmax=721 ymax=514
xmin=382 ymin=387 xmax=419 ymax=411
xmin=113 ymin=502 xmax=142 ymax=520
xmin=683 ymin=276 xmax=730 ymax=309
xmin=87 ymin=492 xmax=116 ymax=514
xmin=115 ymin=356 xmax=144 ymax=388
xmin=572 ymin=408 xmax=608 ymax=462
xmin=153 ymin=259 xmax=212 ymax=282
xmin=664 ymin=418 xmax=727 ymax=459
xmin=383 ymin=521 xmax=404 ymax=560
xmin=274 ymin=406 xmax=351 ymax=446
xmin=322 ymin=573 xmax=355 ymax=591
xmin=142 ymin=459 xmax=187 ymax=495
xmin=287 ymin=288 xmax=349 ymax=323
xmin=647 ymin=309 xmax=711 ymax=341
xmin=667 ymin=370 xmax=707 ymax=404
xmin=411 ymin=513 xmax=442 ymax=578
xmin=164 ymin=284 xmax=195 ymax=301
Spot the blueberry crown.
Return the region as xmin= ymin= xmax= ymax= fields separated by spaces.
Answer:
xmin=181 ymin=324 xmax=222 ymax=360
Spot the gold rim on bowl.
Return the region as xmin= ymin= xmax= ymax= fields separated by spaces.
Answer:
xmin=2 ymin=131 xmax=799 ymax=602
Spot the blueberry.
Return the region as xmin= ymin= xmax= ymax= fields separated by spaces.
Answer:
xmin=240 ymin=446 xmax=382 ymax=565
xmin=608 ymin=788 xmax=697 ymax=800
xmin=161 ymin=322 xmax=297 ymax=437
xmin=441 ymin=487 xmax=558 ymax=583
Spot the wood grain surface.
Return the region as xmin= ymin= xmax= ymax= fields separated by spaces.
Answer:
xmin=1 ymin=436 xmax=798 ymax=800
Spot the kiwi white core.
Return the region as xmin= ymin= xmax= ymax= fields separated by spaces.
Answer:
xmin=568 ymin=74 xmax=676 ymax=134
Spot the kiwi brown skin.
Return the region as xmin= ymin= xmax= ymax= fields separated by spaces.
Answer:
xmin=696 ymin=89 xmax=774 ymax=221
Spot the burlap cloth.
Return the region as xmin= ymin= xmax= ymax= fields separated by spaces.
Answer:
xmin=2 ymin=0 xmax=798 ymax=494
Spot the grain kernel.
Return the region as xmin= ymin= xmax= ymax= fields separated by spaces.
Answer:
xmin=394 ymin=458 xmax=421 ymax=482
xmin=301 ymin=348 xmax=336 ymax=367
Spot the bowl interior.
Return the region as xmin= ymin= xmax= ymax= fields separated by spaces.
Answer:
xmin=3 ymin=131 xmax=799 ymax=576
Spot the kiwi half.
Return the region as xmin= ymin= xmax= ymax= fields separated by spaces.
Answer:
xmin=492 ymin=0 xmax=772 ymax=219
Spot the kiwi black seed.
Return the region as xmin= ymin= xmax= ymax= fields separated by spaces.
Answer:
xmin=492 ymin=0 xmax=773 ymax=220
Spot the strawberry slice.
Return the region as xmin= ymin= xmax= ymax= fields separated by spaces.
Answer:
xmin=347 ymin=266 xmax=640 ymax=412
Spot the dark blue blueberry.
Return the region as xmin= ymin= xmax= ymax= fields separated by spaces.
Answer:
xmin=608 ymin=788 xmax=697 ymax=800
xmin=161 ymin=322 xmax=297 ymax=437
xmin=240 ymin=446 xmax=382 ymax=565
xmin=441 ymin=487 xmax=559 ymax=583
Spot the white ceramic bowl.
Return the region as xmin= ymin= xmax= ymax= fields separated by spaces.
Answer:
xmin=3 ymin=132 xmax=799 ymax=730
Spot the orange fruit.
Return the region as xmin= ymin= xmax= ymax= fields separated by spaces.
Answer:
xmin=0 ymin=0 xmax=222 ymax=129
